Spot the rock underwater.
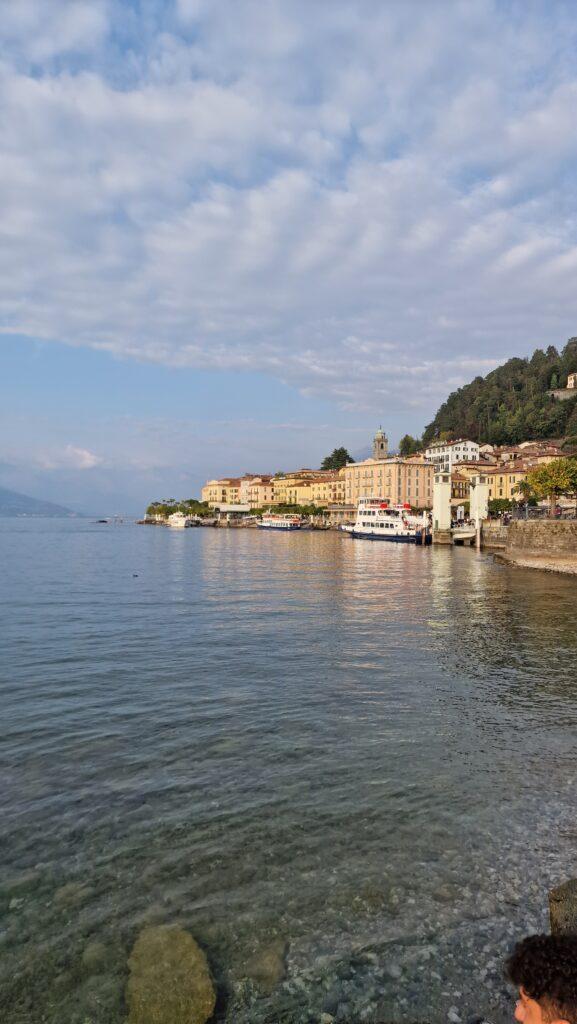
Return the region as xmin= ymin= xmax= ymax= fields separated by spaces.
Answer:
xmin=126 ymin=924 xmax=216 ymax=1024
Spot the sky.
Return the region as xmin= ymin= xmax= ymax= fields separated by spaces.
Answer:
xmin=2 ymin=0 xmax=577 ymax=512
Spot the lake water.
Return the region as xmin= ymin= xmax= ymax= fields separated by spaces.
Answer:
xmin=1 ymin=519 xmax=577 ymax=1024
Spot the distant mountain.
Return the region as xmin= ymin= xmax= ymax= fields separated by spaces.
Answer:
xmin=0 ymin=486 xmax=75 ymax=517
xmin=422 ymin=337 xmax=577 ymax=447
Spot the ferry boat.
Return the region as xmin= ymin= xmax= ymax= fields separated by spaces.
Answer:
xmin=258 ymin=512 xmax=302 ymax=531
xmin=349 ymin=497 xmax=431 ymax=544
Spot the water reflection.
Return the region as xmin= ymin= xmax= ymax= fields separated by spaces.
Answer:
xmin=0 ymin=523 xmax=576 ymax=1024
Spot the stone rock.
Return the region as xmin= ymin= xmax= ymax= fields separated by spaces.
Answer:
xmin=126 ymin=924 xmax=215 ymax=1024
xmin=245 ymin=938 xmax=288 ymax=994
xmin=54 ymin=882 xmax=93 ymax=907
xmin=9 ymin=897 xmax=25 ymax=911
xmin=432 ymin=884 xmax=460 ymax=905
xmin=385 ymin=961 xmax=402 ymax=979
xmin=82 ymin=940 xmax=108 ymax=973
xmin=2 ymin=869 xmax=42 ymax=895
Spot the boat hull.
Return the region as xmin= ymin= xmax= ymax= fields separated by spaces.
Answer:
xmin=257 ymin=524 xmax=301 ymax=531
xmin=350 ymin=530 xmax=431 ymax=545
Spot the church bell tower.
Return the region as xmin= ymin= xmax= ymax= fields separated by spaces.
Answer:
xmin=372 ymin=427 xmax=388 ymax=461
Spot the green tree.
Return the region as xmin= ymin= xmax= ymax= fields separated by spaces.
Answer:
xmin=421 ymin=338 xmax=577 ymax=447
xmin=398 ymin=434 xmax=421 ymax=456
xmin=524 ymin=458 xmax=577 ymax=516
xmin=488 ymin=498 xmax=513 ymax=515
xmin=321 ymin=447 xmax=354 ymax=470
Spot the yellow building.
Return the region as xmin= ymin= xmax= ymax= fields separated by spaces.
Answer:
xmin=273 ymin=469 xmax=345 ymax=507
xmin=449 ymin=461 xmax=529 ymax=502
xmin=246 ymin=476 xmax=276 ymax=508
xmin=485 ymin=463 xmax=529 ymax=501
xmin=201 ymin=477 xmax=242 ymax=506
xmin=451 ymin=471 xmax=469 ymax=505
xmin=343 ymin=457 xmax=433 ymax=508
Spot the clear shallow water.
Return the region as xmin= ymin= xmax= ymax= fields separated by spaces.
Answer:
xmin=1 ymin=519 xmax=577 ymax=1023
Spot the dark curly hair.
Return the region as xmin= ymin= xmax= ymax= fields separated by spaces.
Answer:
xmin=506 ymin=934 xmax=577 ymax=1024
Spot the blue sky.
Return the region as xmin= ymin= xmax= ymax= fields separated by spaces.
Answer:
xmin=2 ymin=1 xmax=577 ymax=511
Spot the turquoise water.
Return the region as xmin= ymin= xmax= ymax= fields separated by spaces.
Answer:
xmin=1 ymin=519 xmax=577 ymax=1023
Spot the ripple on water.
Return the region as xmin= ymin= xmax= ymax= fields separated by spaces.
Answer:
xmin=1 ymin=522 xmax=577 ymax=1023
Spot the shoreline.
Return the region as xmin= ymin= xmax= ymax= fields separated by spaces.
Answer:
xmin=495 ymin=552 xmax=577 ymax=575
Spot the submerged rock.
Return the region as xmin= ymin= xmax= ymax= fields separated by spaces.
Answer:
xmin=2 ymin=869 xmax=42 ymax=895
xmin=81 ymin=940 xmax=108 ymax=973
xmin=126 ymin=924 xmax=215 ymax=1024
xmin=53 ymin=881 xmax=93 ymax=907
xmin=245 ymin=938 xmax=288 ymax=994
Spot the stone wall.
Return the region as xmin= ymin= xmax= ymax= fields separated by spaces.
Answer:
xmin=481 ymin=521 xmax=508 ymax=549
xmin=506 ymin=520 xmax=577 ymax=556
xmin=548 ymin=388 xmax=577 ymax=402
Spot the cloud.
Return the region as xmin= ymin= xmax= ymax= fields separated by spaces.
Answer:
xmin=1 ymin=1 xmax=577 ymax=413
xmin=0 ymin=1 xmax=109 ymax=62
xmin=37 ymin=445 xmax=104 ymax=471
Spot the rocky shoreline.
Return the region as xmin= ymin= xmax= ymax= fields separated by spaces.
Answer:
xmin=496 ymin=552 xmax=577 ymax=575
xmin=492 ymin=520 xmax=577 ymax=576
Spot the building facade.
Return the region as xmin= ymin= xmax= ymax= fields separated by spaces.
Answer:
xmin=272 ymin=469 xmax=345 ymax=507
xmin=343 ymin=457 xmax=433 ymax=508
xmin=246 ymin=476 xmax=275 ymax=508
xmin=425 ymin=439 xmax=480 ymax=473
xmin=485 ymin=464 xmax=529 ymax=501
xmin=201 ymin=477 xmax=242 ymax=506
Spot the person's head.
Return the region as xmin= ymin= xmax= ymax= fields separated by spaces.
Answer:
xmin=507 ymin=934 xmax=577 ymax=1024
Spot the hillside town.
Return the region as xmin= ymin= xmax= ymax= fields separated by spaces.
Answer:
xmin=199 ymin=426 xmax=569 ymax=525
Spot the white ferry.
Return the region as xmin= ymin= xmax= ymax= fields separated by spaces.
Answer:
xmin=258 ymin=512 xmax=302 ymax=531
xmin=349 ymin=497 xmax=431 ymax=544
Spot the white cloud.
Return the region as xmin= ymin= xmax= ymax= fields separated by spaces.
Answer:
xmin=0 ymin=1 xmax=109 ymax=61
xmin=1 ymin=1 xmax=577 ymax=413
xmin=37 ymin=445 xmax=104 ymax=470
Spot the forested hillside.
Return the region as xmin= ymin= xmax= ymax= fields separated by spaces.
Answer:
xmin=422 ymin=338 xmax=577 ymax=446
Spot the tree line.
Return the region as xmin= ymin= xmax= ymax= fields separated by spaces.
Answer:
xmin=421 ymin=338 xmax=577 ymax=447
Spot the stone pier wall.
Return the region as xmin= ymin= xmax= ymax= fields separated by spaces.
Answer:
xmin=481 ymin=522 xmax=508 ymax=549
xmin=506 ymin=520 xmax=577 ymax=556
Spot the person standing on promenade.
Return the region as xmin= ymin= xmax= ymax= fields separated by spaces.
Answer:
xmin=507 ymin=934 xmax=577 ymax=1024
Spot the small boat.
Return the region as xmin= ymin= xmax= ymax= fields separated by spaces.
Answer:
xmin=348 ymin=497 xmax=431 ymax=544
xmin=258 ymin=512 xmax=302 ymax=531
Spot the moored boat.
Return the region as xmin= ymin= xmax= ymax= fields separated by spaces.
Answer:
xmin=258 ymin=512 xmax=302 ymax=531
xmin=349 ymin=497 xmax=431 ymax=544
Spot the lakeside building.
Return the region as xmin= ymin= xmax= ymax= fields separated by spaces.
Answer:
xmin=480 ymin=441 xmax=563 ymax=464
xmin=485 ymin=463 xmax=531 ymax=501
xmin=202 ymin=469 xmax=346 ymax=509
xmin=450 ymin=448 xmax=563 ymax=504
xmin=274 ymin=469 xmax=345 ymax=506
xmin=425 ymin=439 xmax=480 ymax=472
xmin=201 ymin=433 xmax=569 ymax=513
xmin=451 ymin=472 xmax=469 ymax=505
xmin=239 ymin=475 xmax=275 ymax=508
xmin=344 ymin=456 xmax=433 ymax=508
xmin=202 ymin=477 xmax=242 ymax=505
